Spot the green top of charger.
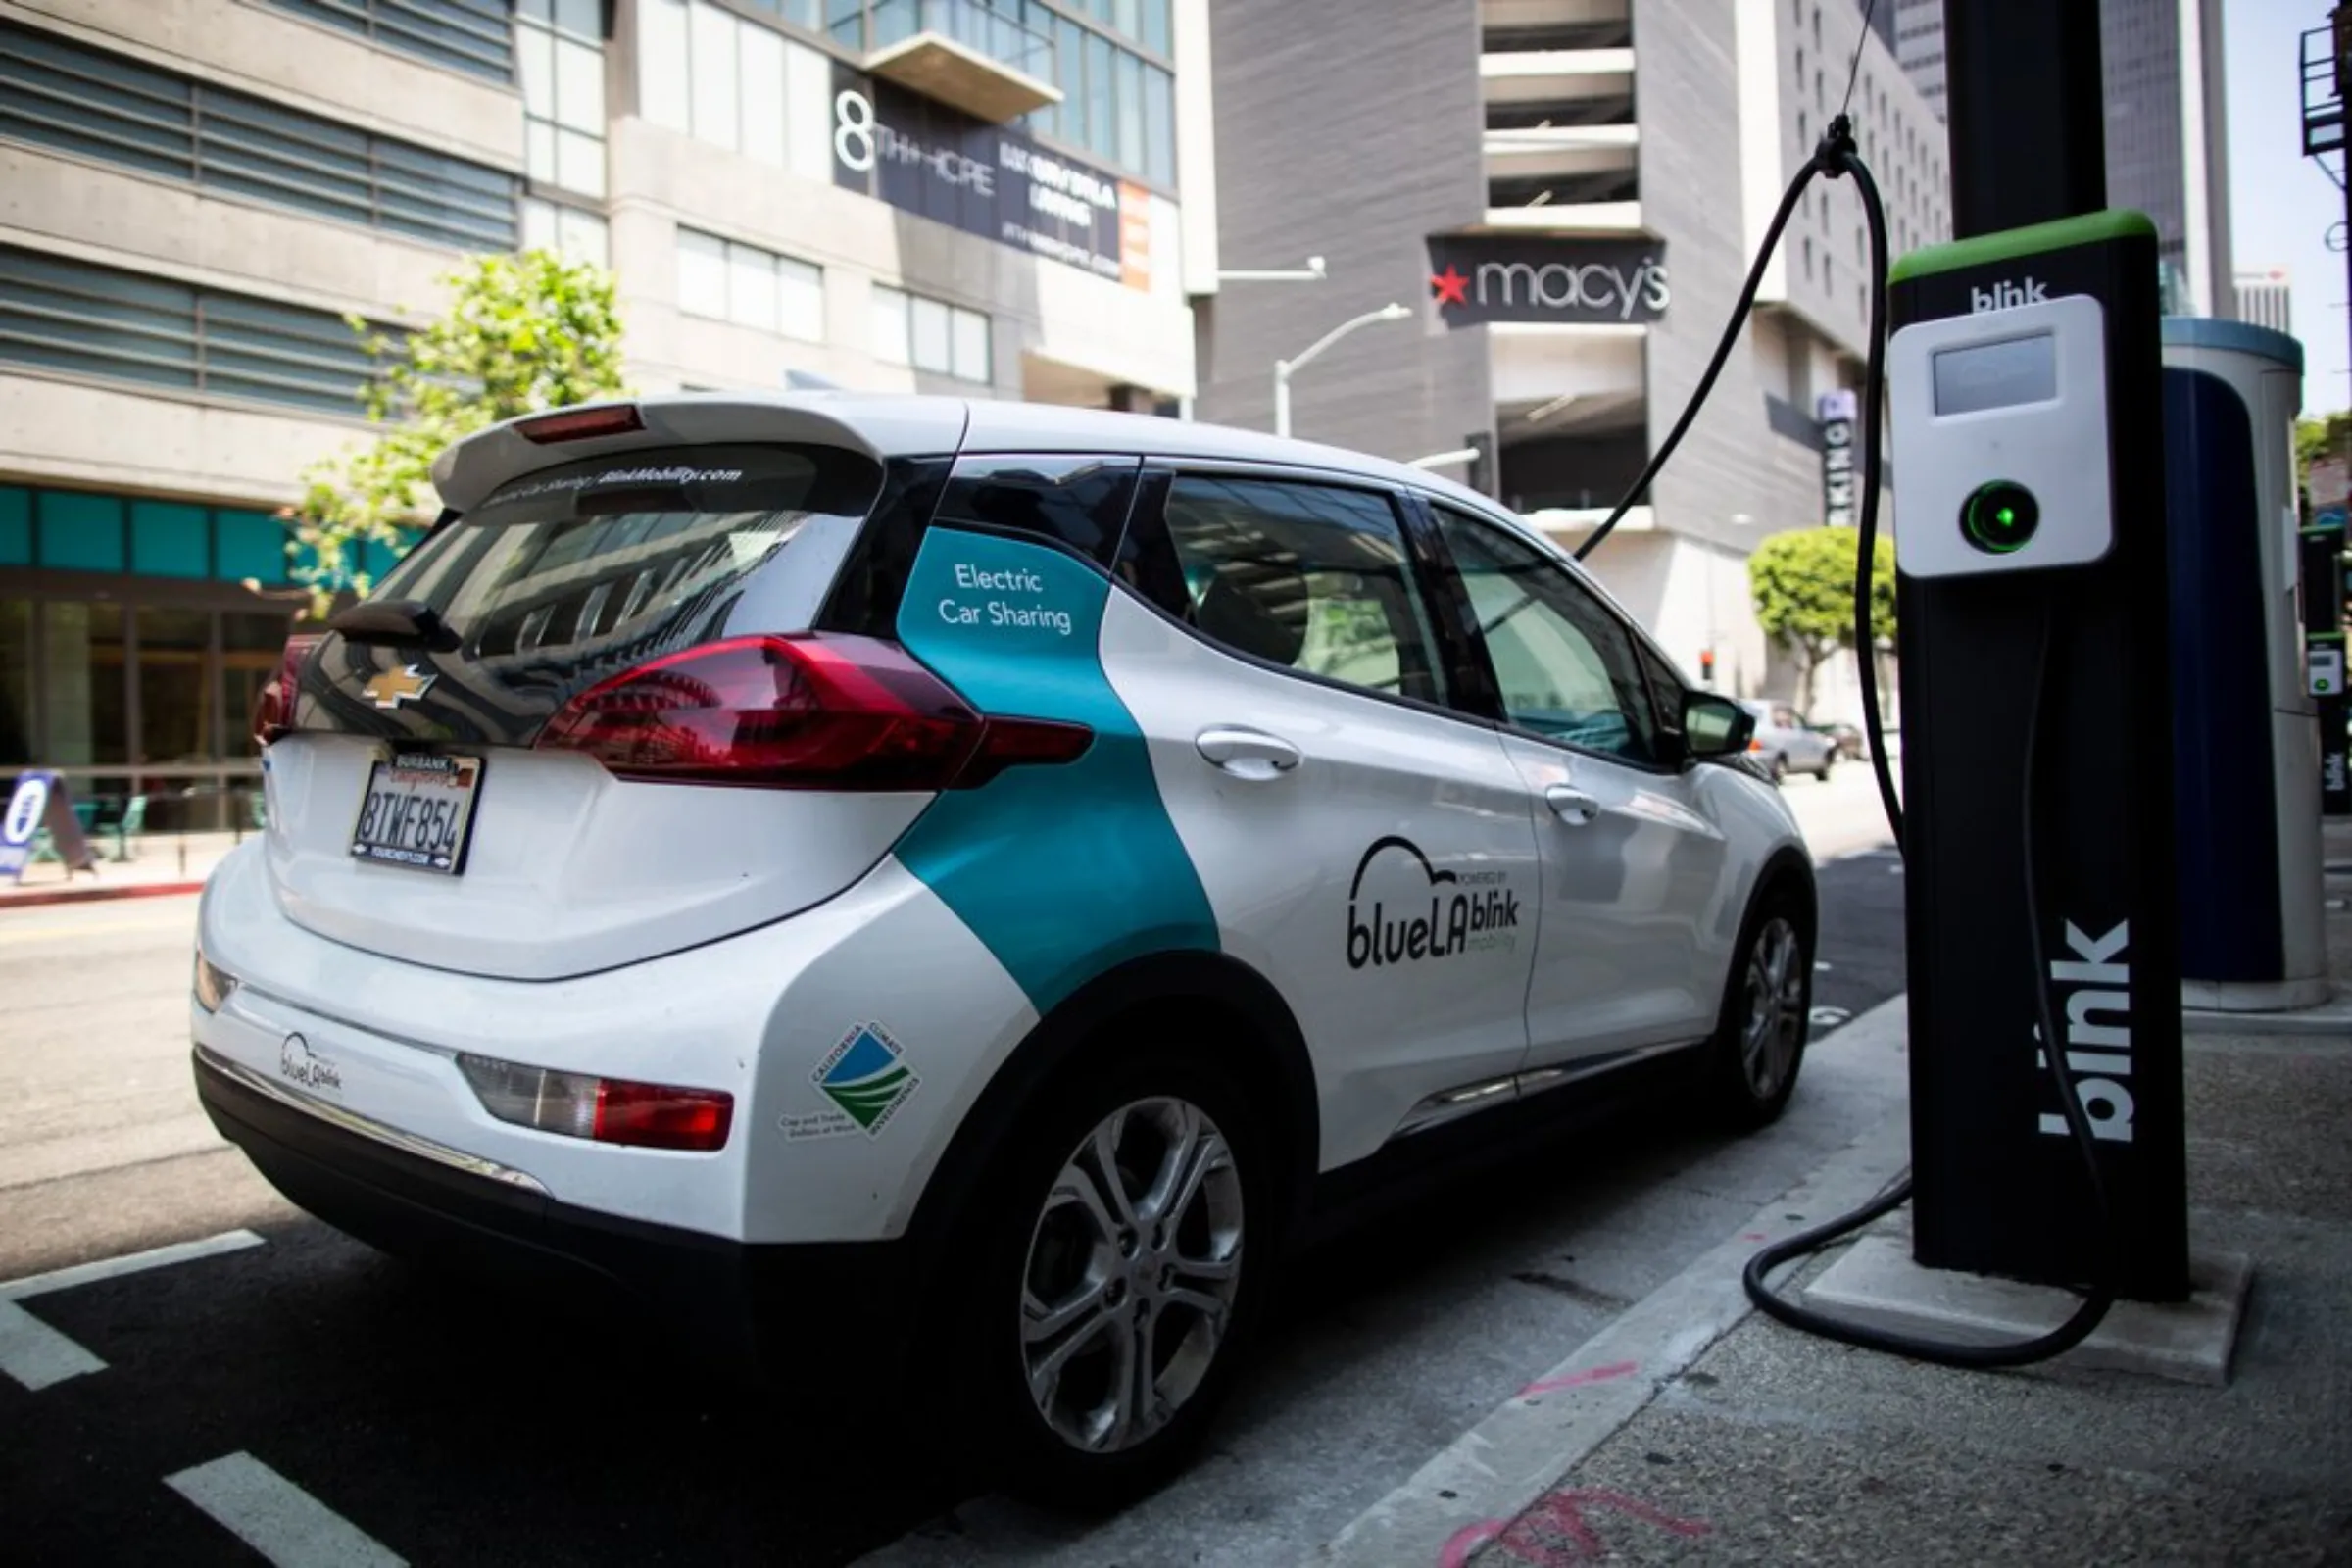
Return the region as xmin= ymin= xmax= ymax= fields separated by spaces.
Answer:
xmin=1888 ymin=210 xmax=2158 ymax=285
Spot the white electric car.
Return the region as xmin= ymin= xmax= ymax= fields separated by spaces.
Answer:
xmin=192 ymin=394 xmax=1812 ymax=1503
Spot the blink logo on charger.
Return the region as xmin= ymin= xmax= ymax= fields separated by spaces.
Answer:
xmin=1889 ymin=290 xmax=2114 ymax=579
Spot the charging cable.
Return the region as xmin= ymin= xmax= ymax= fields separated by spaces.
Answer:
xmin=1576 ymin=109 xmax=2121 ymax=1366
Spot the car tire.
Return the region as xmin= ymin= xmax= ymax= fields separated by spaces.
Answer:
xmin=1816 ymin=753 xmax=1835 ymax=781
xmin=1768 ymin=753 xmax=1788 ymax=783
xmin=1702 ymin=884 xmax=1812 ymax=1130
xmin=953 ymin=1043 xmax=1278 ymax=1512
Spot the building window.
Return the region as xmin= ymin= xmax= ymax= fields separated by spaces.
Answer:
xmin=0 ymin=245 xmax=392 ymax=417
xmin=265 ymin=0 xmax=512 ymax=82
xmin=677 ymin=229 xmax=825 ymax=339
xmin=518 ymin=0 xmax=607 ymax=199
xmin=522 ymin=197 xmax=611 ymax=267
xmin=872 ymin=284 xmax=990 ymax=382
xmin=0 ymin=22 xmax=516 ymax=252
xmin=638 ymin=0 xmax=835 ymax=182
xmin=1802 ymin=236 xmax=1814 ymax=280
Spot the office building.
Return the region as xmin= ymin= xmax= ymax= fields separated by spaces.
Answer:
xmin=0 ymin=0 xmax=1217 ymax=813
xmin=2235 ymin=268 xmax=2292 ymax=337
xmin=1888 ymin=0 xmax=2233 ymax=318
xmin=1194 ymin=0 xmax=1949 ymax=710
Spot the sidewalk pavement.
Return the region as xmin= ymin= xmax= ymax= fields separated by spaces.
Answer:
xmin=1327 ymin=830 xmax=2352 ymax=1566
xmin=0 ymin=831 xmax=248 ymax=908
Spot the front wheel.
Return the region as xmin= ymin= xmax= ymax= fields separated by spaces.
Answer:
xmin=1703 ymin=890 xmax=1811 ymax=1129
xmin=960 ymin=1051 xmax=1274 ymax=1510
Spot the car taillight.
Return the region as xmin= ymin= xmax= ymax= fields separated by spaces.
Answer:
xmin=514 ymin=404 xmax=644 ymax=443
xmin=535 ymin=634 xmax=1091 ymax=791
xmin=254 ymin=633 xmax=325 ymax=747
xmin=456 ymin=1054 xmax=734 ymax=1152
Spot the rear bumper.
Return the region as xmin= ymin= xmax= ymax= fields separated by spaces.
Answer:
xmin=194 ymin=1048 xmax=920 ymax=1386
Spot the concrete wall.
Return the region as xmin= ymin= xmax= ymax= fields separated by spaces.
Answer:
xmin=0 ymin=375 xmax=359 ymax=505
xmin=1191 ymin=0 xmax=1492 ymax=461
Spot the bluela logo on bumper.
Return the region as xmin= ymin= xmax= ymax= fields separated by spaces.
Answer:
xmin=1346 ymin=835 xmax=1520 ymax=969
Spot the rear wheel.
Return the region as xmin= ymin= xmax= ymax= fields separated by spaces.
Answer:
xmin=1816 ymin=752 xmax=1835 ymax=780
xmin=1768 ymin=753 xmax=1788 ymax=783
xmin=1703 ymin=887 xmax=1811 ymax=1128
xmin=957 ymin=1048 xmax=1275 ymax=1509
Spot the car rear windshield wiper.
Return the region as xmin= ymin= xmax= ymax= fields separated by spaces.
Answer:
xmin=328 ymin=599 xmax=461 ymax=652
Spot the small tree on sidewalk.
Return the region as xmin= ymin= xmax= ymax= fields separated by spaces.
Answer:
xmin=284 ymin=250 xmax=628 ymax=613
xmin=1747 ymin=525 xmax=1895 ymax=712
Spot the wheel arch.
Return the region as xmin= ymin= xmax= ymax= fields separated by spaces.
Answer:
xmin=902 ymin=949 xmax=1320 ymax=1256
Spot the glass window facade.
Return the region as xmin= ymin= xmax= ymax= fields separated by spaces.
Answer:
xmin=677 ymin=228 xmax=826 ymax=340
xmin=871 ymin=285 xmax=990 ymax=381
xmin=0 ymin=21 xmax=518 ymax=253
xmin=264 ymin=0 xmax=514 ymax=82
xmin=0 ymin=485 xmax=416 ymax=815
xmin=518 ymin=0 xmax=609 ymax=199
xmin=0 ymin=246 xmax=394 ymax=418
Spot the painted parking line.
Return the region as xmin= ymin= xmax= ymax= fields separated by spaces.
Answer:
xmin=0 ymin=1299 xmax=107 ymax=1391
xmin=0 ymin=1230 xmax=265 ymax=1391
xmin=167 ymin=1453 xmax=405 ymax=1568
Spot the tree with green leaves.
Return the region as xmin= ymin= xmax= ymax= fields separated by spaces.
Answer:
xmin=1747 ymin=525 xmax=1895 ymax=713
xmin=2297 ymin=412 xmax=2352 ymax=504
xmin=284 ymin=249 xmax=628 ymax=612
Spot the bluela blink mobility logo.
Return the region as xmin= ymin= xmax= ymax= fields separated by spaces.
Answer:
xmin=813 ymin=1022 xmax=921 ymax=1134
xmin=1346 ymin=835 xmax=1519 ymax=970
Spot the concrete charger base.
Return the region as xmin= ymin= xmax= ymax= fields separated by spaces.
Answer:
xmin=1801 ymin=1237 xmax=2253 ymax=1386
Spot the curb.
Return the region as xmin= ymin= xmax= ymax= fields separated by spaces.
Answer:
xmin=1313 ymin=996 xmax=1916 ymax=1568
xmin=0 ymin=881 xmax=207 ymax=910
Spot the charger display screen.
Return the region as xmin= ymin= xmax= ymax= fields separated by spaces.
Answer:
xmin=1932 ymin=332 xmax=2058 ymax=416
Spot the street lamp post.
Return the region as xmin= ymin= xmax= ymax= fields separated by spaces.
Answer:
xmin=1273 ymin=302 xmax=1411 ymax=439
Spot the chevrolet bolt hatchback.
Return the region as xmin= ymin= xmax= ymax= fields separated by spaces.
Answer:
xmin=192 ymin=394 xmax=1811 ymax=1505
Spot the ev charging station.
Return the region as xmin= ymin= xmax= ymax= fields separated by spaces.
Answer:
xmin=2158 ymin=320 xmax=2331 ymax=1014
xmin=1886 ymin=213 xmax=2191 ymax=1301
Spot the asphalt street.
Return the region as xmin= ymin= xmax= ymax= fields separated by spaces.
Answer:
xmin=0 ymin=781 xmax=1905 ymax=1567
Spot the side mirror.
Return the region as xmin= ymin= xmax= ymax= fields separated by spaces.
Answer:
xmin=1683 ymin=693 xmax=1754 ymax=759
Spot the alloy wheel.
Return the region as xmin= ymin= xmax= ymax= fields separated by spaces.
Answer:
xmin=1018 ymin=1097 xmax=1245 ymax=1454
xmin=1741 ymin=915 xmax=1807 ymax=1099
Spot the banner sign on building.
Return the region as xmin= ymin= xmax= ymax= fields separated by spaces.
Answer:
xmin=1424 ymin=234 xmax=1669 ymax=326
xmin=1818 ymin=388 xmax=1859 ymax=527
xmin=831 ymin=74 xmax=1152 ymax=291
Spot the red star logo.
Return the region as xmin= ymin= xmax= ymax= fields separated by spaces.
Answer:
xmin=1430 ymin=265 xmax=1470 ymax=307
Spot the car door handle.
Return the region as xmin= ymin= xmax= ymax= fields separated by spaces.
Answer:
xmin=1196 ymin=726 xmax=1302 ymax=780
xmin=1544 ymin=783 xmax=1600 ymax=825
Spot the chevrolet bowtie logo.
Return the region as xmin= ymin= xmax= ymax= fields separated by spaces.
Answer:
xmin=362 ymin=663 xmax=436 ymax=710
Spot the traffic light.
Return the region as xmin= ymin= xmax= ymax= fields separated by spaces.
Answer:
xmin=1698 ymin=648 xmax=1717 ymax=687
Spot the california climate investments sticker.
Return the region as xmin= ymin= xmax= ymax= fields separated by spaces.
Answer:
xmin=783 ymin=1024 xmax=921 ymax=1141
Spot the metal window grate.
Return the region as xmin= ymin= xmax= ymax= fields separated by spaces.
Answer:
xmin=0 ymin=21 xmax=517 ymax=252
xmin=0 ymin=244 xmax=393 ymax=417
xmin=265 ymin=0 xmax=514 ymax=82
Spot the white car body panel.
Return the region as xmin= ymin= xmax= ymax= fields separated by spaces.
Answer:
xmin=1099 ymin=589 xmax=1543 ymax=1171
xmin=264 ymin=735 xmax=929 ymax=980
xmin=198 ymin=840 xmax=1036 ymax=1244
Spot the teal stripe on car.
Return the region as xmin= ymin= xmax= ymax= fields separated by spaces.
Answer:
xmin=893 ymin=526 xmax=1219 ymax=1011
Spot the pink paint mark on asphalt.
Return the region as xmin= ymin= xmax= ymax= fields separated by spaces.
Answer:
xmin=1742 ymin=1231 xmax=1768 ymax=1242
xmin=1517 ymin=1358 xmax=1640 ymax=1399
xmin=1490 ymin=1489 xmax=1712 ymax=1563
xmin=1438 ymin=1519 xmax=1504 ymax=1568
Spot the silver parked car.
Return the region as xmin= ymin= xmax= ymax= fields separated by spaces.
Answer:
xmin=1738 ymin=700 xmax=1838 ymax=781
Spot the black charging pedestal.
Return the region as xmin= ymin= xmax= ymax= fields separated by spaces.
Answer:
xmin=1890 ymin=219 xmax=2190 ymax=1302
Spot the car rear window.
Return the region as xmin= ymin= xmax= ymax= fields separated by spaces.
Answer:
xmin=374 ymin=442 xmax=879 ymax=666
xmin=298 ymin=443 xmax=883 ymax=746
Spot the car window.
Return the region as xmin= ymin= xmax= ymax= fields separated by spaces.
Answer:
xmin=1637 ymin=641 xmax=1686 ymax=745
xmin=1431 ymin=506 xmax=1658 ymax=764
xmin=1152 ymin=475 xmax=1446 ymax=704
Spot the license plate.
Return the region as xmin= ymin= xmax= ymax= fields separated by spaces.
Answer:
xmin=350 ymin=752 xmax=482 ymax=875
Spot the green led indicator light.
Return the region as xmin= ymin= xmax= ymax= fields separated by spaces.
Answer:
xmin=1961 ymin=480 xmax=2040 ymax=556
